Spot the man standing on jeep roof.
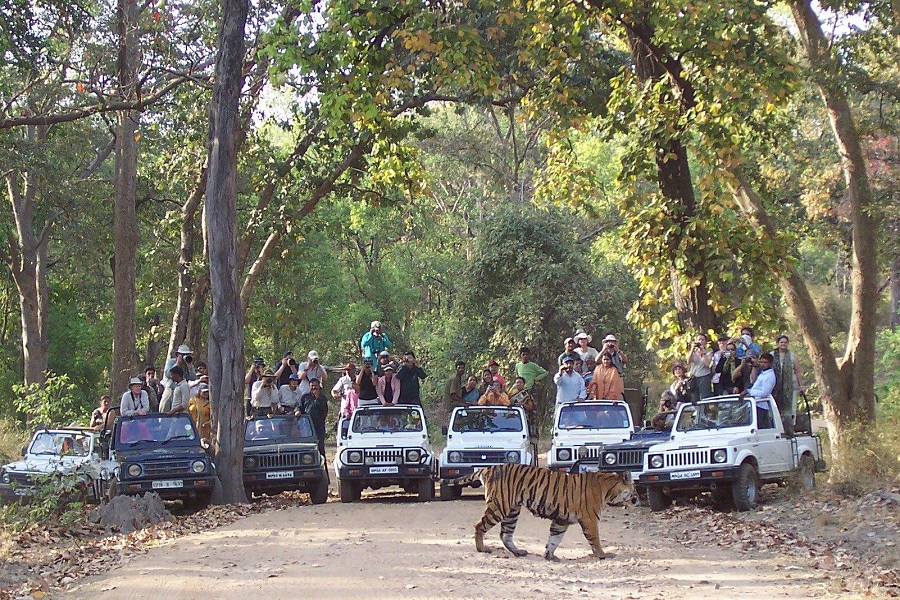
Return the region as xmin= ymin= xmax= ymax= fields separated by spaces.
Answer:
xmin=444 ymin=360 xmax=466 ymax=407
xmin=515 ymin=347 xmax=548 ymax=392
xmin=274 ymin=351 xmax=298 ymax=388
xmin=397 ymin=351 xmax=427 ymax=406
xmin=298 ymin=350 xmax=327 ymax=395
xmin=360 ymin=320 xmax=393 ymax=362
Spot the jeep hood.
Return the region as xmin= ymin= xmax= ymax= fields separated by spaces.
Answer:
xmin=650 ymin=432 xmax=754 ymax=453
xmin=244 ymin=441 xmax=318 ymax=454
xmin=116 ymin=446 xmax=207 ymax=462
xmin=552 ymin=430 xmax=631 ymax=445
xmin=4 ymin=455 xmax=93 ymax=475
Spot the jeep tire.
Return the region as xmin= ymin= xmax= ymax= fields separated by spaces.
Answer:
xmin=795 ymin=454 xmax=815 ymax=492
xmin=732 ymin=462 xmax=759 ymax=511
xmin=648 ymin=487 xmax=671 ymax=512
xmin=439 ymin=482 xmax=462 ymax=500
xmin=417 ymin=478 xmax=434 ymax=502
xmin=310 ymin=478 xmax=328 ymax=505
xmin=339 ymin=479 xmax=358 ymax=503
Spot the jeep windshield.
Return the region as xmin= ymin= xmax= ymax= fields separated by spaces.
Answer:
xmin=451 ymin=408 xmax=523 ymax=433
xmin=28 ymin=432 xmax=92 ymax=457
xmin=116 ymin=415 xmax=198 ymax=447
xmin=557 ymin=403 xmax=631 ymax=430
xmin=676 ymin=399 xmax=753 ymax=432
xmin=245 ymin=415 xmax=317 ymax=445
xmin=351 ymin=407 xmax=424 ymax=433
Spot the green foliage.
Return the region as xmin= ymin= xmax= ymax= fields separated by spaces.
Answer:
xmin=875 ymin=327 xmax=900 ymax=406
xmin=0 ymin=471 xmax=87 ymax=532
xmin=12 ymin=372 xmax=88 ymax=428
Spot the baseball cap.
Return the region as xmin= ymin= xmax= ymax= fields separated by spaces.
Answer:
xmin=288 ymin=374 xmax=300 ymax=381
xmin=564 ymin=337 xmax=575 ymax=344
xmin=562 ymin=356 xmax=575 ymax=363
xmin=253 ymin=357 xmax=265 ymax=366
xmin=379 ymin=350 xmax=390 ymax=357
xmin=308 ymin=350 xmax=319 ymax=360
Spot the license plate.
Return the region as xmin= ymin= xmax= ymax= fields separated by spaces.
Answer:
xmin=369 ymin=466 xmax=399 ymax=474
xmin=14 ymin=488 xmax=30 ymax=496
xmin=266 ymin=471 xmax=294 ymax=480
xmin=670 ymin=470 xmax=701 ymax=480
xmin=151 ymin=480 xmax=184 ymax=489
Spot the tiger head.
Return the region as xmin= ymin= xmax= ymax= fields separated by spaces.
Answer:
xmin=602 ymin=471 xmax=635 ymax=507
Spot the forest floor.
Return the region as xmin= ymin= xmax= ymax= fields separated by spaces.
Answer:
xmin=1 ymin=477 xmax=898 ymax=600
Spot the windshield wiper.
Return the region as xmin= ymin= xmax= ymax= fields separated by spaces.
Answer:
xmin=125 ymin=439 xmax=153 ymax=446
xmin=161 ymin=434 xmax=194 ymax=445
xmin=356 ymin=427 xmax=386 ymax=433
xmin=563 ymin=424 xmax=595 ymax=430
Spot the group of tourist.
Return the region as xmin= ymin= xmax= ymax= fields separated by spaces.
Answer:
xmin=89 ymin=318 xmax=806 ymax=453
xmin=655 ymin=327 xmax=805 ymax=430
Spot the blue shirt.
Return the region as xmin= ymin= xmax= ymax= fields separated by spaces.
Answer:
xmin=360 ymin=331 xmax=393 ymax=361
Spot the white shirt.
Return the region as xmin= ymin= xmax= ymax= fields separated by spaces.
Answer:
xmin=120 ymin=390 xmax=149 ymax=416
xmin=279 ymin=385 xmax=304 ymax=408
xmin=170 ymin=380 xmax=191 ymax=412
xmin=332 ymin=374 xmax=354 ymax=399
xmin=746 ymin=368 xmax=776 ymax=399
xmin=251 ymin=381 xmax=278 ymax=408
xmin=297 ymin=361 xmax=327 ymax=395
xmin=575 ymin=346 xmax=599 ymax=363
xmin=553 ymin=370 xmax=587 ymax=404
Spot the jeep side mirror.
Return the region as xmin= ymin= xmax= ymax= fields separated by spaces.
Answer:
xmin=441 ymin=426 xmax=448 ymax=435
xmin=21 ymin=445 xmax=27 ymax=457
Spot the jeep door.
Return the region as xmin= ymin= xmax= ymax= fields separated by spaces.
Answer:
xmin=753 ymin=400 xmax=791 ymax=473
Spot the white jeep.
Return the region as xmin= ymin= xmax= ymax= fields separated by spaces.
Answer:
xmin=0 ymin=428 xmax=107 ymax=504
xmin=546 ymin=401 xmax=634 ymax=471
xmin=639 ymin=394 xmax=826 ymax=511
xmin=437 ymin=405 xmax=536 ymax=500
xmin=334 ymin=405 xmax=435 ymax=503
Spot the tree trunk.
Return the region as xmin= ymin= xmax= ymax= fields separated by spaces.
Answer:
xmin=891 ymin=236 xmax=899 ymax=331
xmin=186 ymin=272 xmax=210 ymax=355
xmin=110 ymin=0 xmax=141 ymax=396
xmin=628 ymin=29 xmax=720 ymax=334
xmin=205 ymin=0 xmax=249 ymax=504
xmin=4 ymin=129 xmax=51 ymax=389
xmin=167 ymin=167 xmax=208 ymax=359
xmin=789 ymin=0 xmax=880 ymax=432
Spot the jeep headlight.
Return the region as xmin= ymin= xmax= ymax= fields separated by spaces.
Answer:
xmin=191 ymin=460 xmax=206 ymax=474
xmin=127 ymin=464 xmax=142 ymax=477
xmin=1 ymin=470 xmax=9 ymax=484
xmin=649 ymin=454 xmax=664 ymax=469
xmin=301 ymin=453 xmax=314 ymax=465
xmin=506 ymin=451 xmax=520 ymax=463
xmin=347 ymin=451 xmax=363 ymax=464
xmin=604 ymin=452 xmax=617 ymax=465
xmin=448 ymin=451 xmax=461 ymax=463
xmin=244 ymin=457 xmax=257 ymax=470
xmin=712 ymin=449 xmax=727 ymax=464
xmin=405 ymin=449 xmax=421 ymax=463
xmin=557 ymin=448 xmax=571 ymax=462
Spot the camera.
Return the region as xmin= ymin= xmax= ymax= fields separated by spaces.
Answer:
xmin=184 ymin=355 xmax=193 ymax=363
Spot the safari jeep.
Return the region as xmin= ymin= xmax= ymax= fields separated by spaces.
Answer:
xmin=437 ymin=405 xmax=536 ymax=500
xmin=334 ymin=405 xmax=435 ymax=503
xmin=547 ymin=401 xmax=634 ymax=471
xmin=582 ymin=427 xmax=671 ymax=502
xmin=0 ymin=428 xmax=105 ymax=504
xmin=242 ymin=414 xmax=329 ymax=504
xmin=639 ymin=394 xmax=826 ymax=511
xmin=107 ymin=414 xmax=218 ymax=507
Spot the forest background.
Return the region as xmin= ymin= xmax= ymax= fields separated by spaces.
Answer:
xmin=0 ymin=0 xmax=898 ymax=494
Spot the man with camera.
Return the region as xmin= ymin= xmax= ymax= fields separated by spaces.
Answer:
xmin=245 ymin=357 xmax=266 ymax=415
xmin=251 ymin=368 xmax=279 ymax=415
xmin=274 ymin=351 xmax=299 ymax=388
xmin=298 ymin=350 xmax=327 ymax=395
xmin=360 ymin=320 xmax=393 ymax=362
xmin=397 ymin=351 xmax=427 ymax=406
xmin=160 ymin=344 xmax=196 ymax=412
xmin=356 ymin=358 xmax=380 ymax=407
xmin=685 ymin=334 xmax=714 ymax=401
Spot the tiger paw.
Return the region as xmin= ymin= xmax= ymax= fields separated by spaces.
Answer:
xmin=543 ymin=552 xmax=560 ymax=562
xmin=512 ymin=549 xmax=528 ymax=557
xmin=594 ymin=551 xmax=616 ymax=560
xmin=477 ymin=547 xmax=493 ymax=554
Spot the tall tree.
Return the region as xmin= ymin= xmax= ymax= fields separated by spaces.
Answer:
xmin=110 ymin=0 xmax=142 ymax=395
xmin=205 ymin=0 xmax=249 ymax=504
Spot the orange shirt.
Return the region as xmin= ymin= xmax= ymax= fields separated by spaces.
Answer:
xmin=589 ymin=365 xmax=624 ymax=400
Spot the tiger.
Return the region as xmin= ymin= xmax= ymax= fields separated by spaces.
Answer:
xmin=450 ymin=463 xmax=634 ymax=561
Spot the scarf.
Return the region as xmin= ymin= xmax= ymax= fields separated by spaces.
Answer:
xmin=773 ymin=349 xmax=794 ymax=407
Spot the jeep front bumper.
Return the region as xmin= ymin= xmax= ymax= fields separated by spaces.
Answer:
xmin=244 ymin=466 xmax=327 ymax=492
xmin=639 ymin=466 xmax=739 ymax=488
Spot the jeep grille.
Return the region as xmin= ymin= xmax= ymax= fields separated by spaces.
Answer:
xmin=612 ymin=449 xmax=645 ymax=468
xmin=665 ymin=450 xmax=709 ymax=468
xmin=258 ymin=452 xmax=307 ymax=469
xmin=460 ymin=450 xmax=507 ymax=463
xmin=579 ymin=446 xmax=603 ymax=459
xmin=142 ymin=459 xmax=192 ymax=476
xmin=365 ymin=449 xmax=403 ymax=464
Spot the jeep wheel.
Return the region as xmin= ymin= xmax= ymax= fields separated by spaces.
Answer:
xmin=795 ymin=455 xmax=815 ymax=493
xmin=310 ymin=478 xmax=328 ymax=505
xmin=417 ymin=478 xmax=434 ymax=502
xmin=439 ymin=482 xmax=460 ymax=501
xmin=732 ymin=463 xmax=759 ymax=511
xmin=339 ymin=479 xmax=356 ymax=503
xmin=648 ymin=487 xmax=670 ymax=512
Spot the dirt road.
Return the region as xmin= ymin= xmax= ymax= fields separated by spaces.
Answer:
xmin=68 ymin=487 xmax=844 ymax=600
